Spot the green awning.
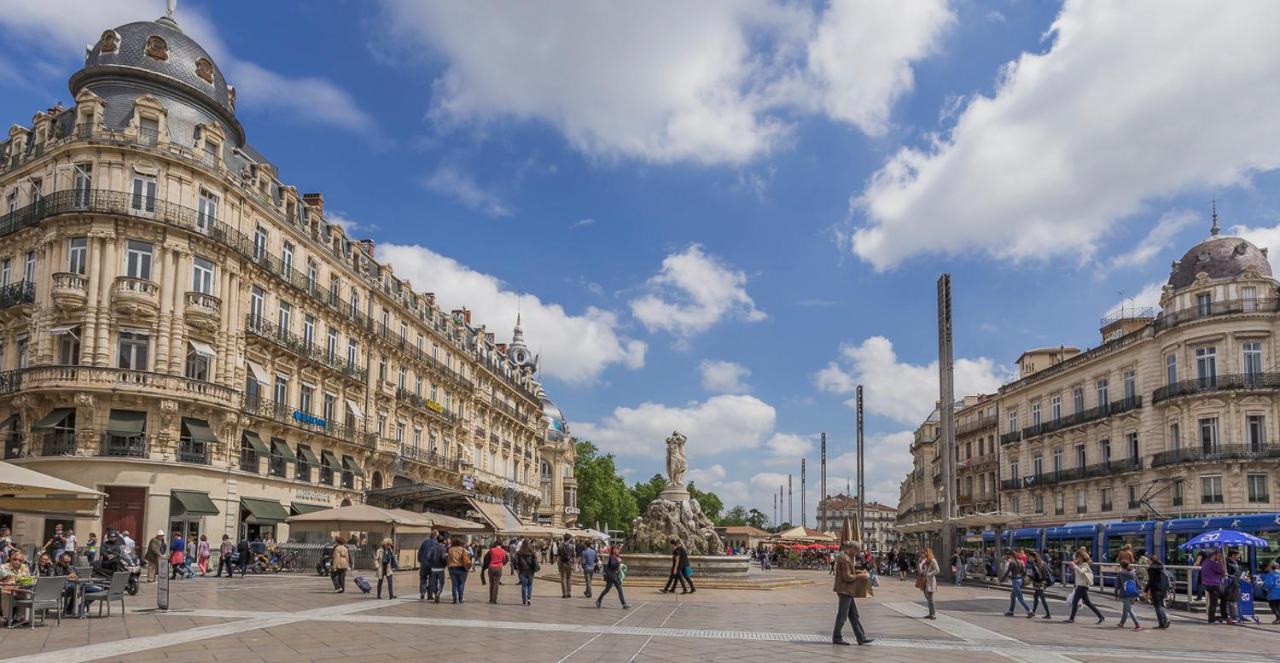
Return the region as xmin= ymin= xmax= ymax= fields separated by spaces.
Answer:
xmin=290 ymin=502 xmax=328 ymax=515
xmin=272 ymin=438 xmax=297 ymax=463
xmin=31 ymin=408 xmax=75 ymax=431
xmin=321 ymin=449 xmax=340 ymax=468
xmin=240 ymin=497 xmax=288 ymax=524
xmin=0 ymin=414 xmax=16 ymax=431
xmin=171 ymin=490 xmax=220 ymax=517
xmin=341 ymin=455 xmax=365 ymax=477
xmin=242 ymin=431 xmax=269 ymax=455
xmin=181 ymin=418 xmax=216 ymax=443
xmin=106 ymin=410 xmax=146 ymax=436
xmin=297 ymin=445 xmax=319 ymax=465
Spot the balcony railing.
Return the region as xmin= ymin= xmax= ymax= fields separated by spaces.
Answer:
xmin=1000 ymin=431 xmax=1022 ymax=445
xmin=178 ymin=439 xmax=211 ymax=465
xmin=395 ymin=387 xmax=456 ymax=425
xmin=0 ymin=281 xmax=35 ymax=309
xmin=1153 ymin=373 xmax=1280 ymax=403
xmin=100 ymin=434 xmax=148 ymax=458
xmin=1004 ymin=457 xmax=1144 ymax=489
xmin=957 ymin=415 xmax=998 ymax=436
xmin=0 ymin=369 xmax=22 ymax=396
xmin=17 ymin=365 xmax=238 ymax=406
xmin=1150 ymin=444 xmax=1278 ymax=467
xmin=245 ymin=314 xmax=367 ymax=383
xmin=240 ymin=395 xmax=375 ymax=448
xmin=1021 ymin=396 xmax=1142 ymax=440
xmin=1155 ymin=297 xmax=1280 ymax=331
xmin=399 ymin=443 xmax=461 ymax=472
xmin=37 ymin=431 xmax=76 ymax=457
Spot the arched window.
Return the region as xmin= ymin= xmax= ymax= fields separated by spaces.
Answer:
xmin=371 ymin=471 xmax=383 ymax=490
xmin=540 ymin=461 xmax=552 ymax=481
xmin=145 ymin=36 xmax=168 ymax=61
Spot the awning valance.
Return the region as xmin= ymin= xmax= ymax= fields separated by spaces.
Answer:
xmin=171 ymin=490 xmax=219 ymax=517
xmin=272 ymin=438 xmax=297 ymax=463
xmin=31 ymin=408 xmax=75 ymax=431
xmin=240 ymin=497 xmax=288 ymax=524
xmin=297 ymin=445 xmax=319 ymax=465
xmin=47 ymin=325 xmax=78 ymax=337
xmin=321 ymin=450 xmax=340 ymax=468
xmin=468 ymin=498 xmax=525 ymax=535
xmin=242 ymin=431 xmax=269 ymax=455
xmin=345 ymin=398 xmax=363 ymax=419
xmin=290 ymin=502 xmax=329 ymax=515
xmin=106 ymin=410 xmax=146 ymax=436
xmin=189 ymin=340 xmax=217 ymax=358
xmin=341 ymin=454 xmax=364 ymax=477
xmin=181 ymin=418 xmax=217 ymax=443
xmin=246 ymin=360 xmax=269 ymax=383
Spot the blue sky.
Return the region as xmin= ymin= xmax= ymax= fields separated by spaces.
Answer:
xmin=4 ymin=1 xmax=1280 ymax=522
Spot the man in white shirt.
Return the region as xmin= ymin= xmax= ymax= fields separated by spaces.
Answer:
xmin=121 ymin=531 xmax=137 ymax=558
xmin=65 ymin=529 xmax=78 ymax=553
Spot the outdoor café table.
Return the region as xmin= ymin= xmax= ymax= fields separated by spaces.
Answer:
xmin=71 ymin=577 xmax=99 ymax=618
xmin=1 ymin=584 xmax=32 ymax=626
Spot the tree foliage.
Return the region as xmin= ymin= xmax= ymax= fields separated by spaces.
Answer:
xmin=630 ymin=474 xmax=667 ymax=514
xmin=687 ymin=483 xmax=722 ymax=521
xmin=574 ymin=441 xmax=638 ymax=534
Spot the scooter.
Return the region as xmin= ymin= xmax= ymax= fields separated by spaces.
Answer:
xmin=316 ymin=542 xmax=335 ymax=576
xmin=93 ymin=553 xmax=142 ymax=595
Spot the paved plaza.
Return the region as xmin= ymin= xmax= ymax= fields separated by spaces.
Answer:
xmin=0 ymin=570 xmax=1277 ymax=662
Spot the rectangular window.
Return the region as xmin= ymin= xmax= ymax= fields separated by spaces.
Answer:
xmin=1200 ymin=475 xmax=1223 ymax=504
xmin=1050 ymin=395 xmax=1061 ymax=421
xmin=1052 ymin=447 xmax=1063 ymax=473
xmin=348 ymin=340 xmax=358 ymax=368
xmin=253 ymin=226 xmax=268 ymax=261
xmin=1170 ymin=421 xmax=1181 ymax=450
xmin=1195 ymin=346 xmax=1217 ymax=383
xmin=303 ymin=315 xmax=315 ymax=349
xmin=278 ymin=301 xmax=292 ymax=333
xmin=1247 ymin=414 xmax=1266 ymax=452
xmin=299 ymin=384 xmax=313 ymax=414
xmin=1126 ymin=431 xmax=1139 ymax=464
xmin=1172 ymin=480 xmax=1184 ymax=507
xmin=117 ymin=330 xmax=149 ymax=370
xmin=1034 ymin=494 xmax=1044 ymax=514
xmin=282 ymin=242 xmax=294 ymax=274
xmin=1127 ymin=484 xmax=1139 ymax=509
xmin=412 ymin=427 xmax=422 ymax=452
xmin=307 ymin=260 xmax=318 ymax=292
xmin=323 ymin=393 xmax=335 ymax=422
xmin=1075 ymin=444 xmax=1086 ymax=468
xmin=274 ymin=375 xmax=288 ymax=405
xmin=1196 ymin=292 xmax=1212 ymax=317
xmin=398 ymin=367 xmax=406 ymax=390
xmin=1100 ymin=438 xmax=1112 ymax=463
xmin=125 ymin=240 xmax=152 ymax=280
xmin=0 ymin=258 xmax=8 ymax=286
xmin=249 ymin=286 xmax=264 ymax=322
xmin=1247 ymin=473 xmax=1270 ymax=503
xmin=1076 ymin=489 xmax=1087 ymax=513
xmin=1242 ymin=285 xmax=1259 ymax=312
xmin=1011 ymin=496 xmax=1020 ymax=514
xmin=23 ymin=251 xmax=34 ymax=287
xmin=1167 ymin=354 xmax=1177 ymax=385
xmin=327 ymin=328 xmax=338 ymax=361
xmin=1199 ymin=417 xmax=1219 ymax=453
xmin=191 ymin=256 xmax=214 ymax=294
xmin=1243 ymin=341 xmax=1263 ymax=377
xmin=197 ymin=190 xmax=218 ymax=231
xmin=185 ymin=346 xmax=209 ymax=381
xmin=67 ymin=237 xmax=87 ymax=275
xmin=296 ymin=448 xmax=311 ymax=481
xmin=73 ymin=163 xmax=92 ymax=207
xmin=1008 ymin=410 xmax=1018 ymax=433
xmin=1033 ymin=453 xmax=1043 ymax=476
xmin=1054 ymin=492 xmax=1064 ymax=516
xmin=1096 ymin=378 xmax=1109 ymax=406
xmin=57 ymin=327 xmax=81 ymax=365
xmin=1032 ymin=402 xmax=1041 ymax=427
xmin=396 ymin=422 xmax=405 ymax=443
xmin=1123 ymin=369 xmax=1136 ymax=401
xmin=130 ymin=174 xmax=156 ymax=212
xmin=1101 ymin=488 xmax=1113 ymax=512
xmin=1072 ymin=386 xmax=1084 ymax=414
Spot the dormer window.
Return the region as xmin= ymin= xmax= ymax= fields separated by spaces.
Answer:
xmin=195 ymin=58 xmax=214 ymax=84
xmin=98 ymin=30 xmax=120 ymax=54
xmin=145 ymin=36 xmax=168 ymax=61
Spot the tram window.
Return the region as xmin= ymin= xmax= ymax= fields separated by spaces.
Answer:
xmin=1164 ymin=534 xmax=1192 ymax=566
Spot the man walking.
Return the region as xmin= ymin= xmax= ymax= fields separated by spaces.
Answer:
xmin=833 ymin=541 xmax=873 ymax=646
xmin=429 ymin=532 xmax=448 ymax=603
xmin=418 ymin=531 xmax=438 ymax=600
xmin=144 ymin=530 xmax=165 ymax=582
xmin=580 ymin=541 xmax=598 ymax=598
xmin=557 ymin=533 xmax=576 ymax=598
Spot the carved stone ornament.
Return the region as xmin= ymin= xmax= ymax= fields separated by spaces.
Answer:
xmin=195 ymin=58 xmax=214 ymax=84
xmin=75 ymin=392 xmax=96 ymax=410
xmin=159 ymin=399 xmax=178 ymax=429
xmin=226 ymin=85 xmax=236 ymax=109
xmin=145 ymin=36 xmax=169 ymax=61
xmin=99 ymin=30 xmax=120 ymax=55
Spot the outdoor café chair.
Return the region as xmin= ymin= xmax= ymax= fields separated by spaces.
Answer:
xmin=10 ymin=578 xmax=64 ymax=628
xmin=95 ymin=571 xmax=129 ymax=618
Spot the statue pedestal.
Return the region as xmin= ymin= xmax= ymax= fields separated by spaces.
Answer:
xmin=658 ymin=484 xmax=690 ymax=502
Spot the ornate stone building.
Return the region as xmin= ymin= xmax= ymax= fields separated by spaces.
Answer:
xmin=897 ymin=406 xmax=941 ymax=530
xmin=816 ymin=494 xmax=899 ymax=551
xmin=0 ymin=11 xmax=571 ymax=544
xmin=954 ymin=394 xmax=999 ymax=515
xmin=998 ymin=217 xmax=1279 ymax=525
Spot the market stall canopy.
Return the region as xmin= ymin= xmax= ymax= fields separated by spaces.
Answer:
xmin=385 ymin=508 xmax=485 ymax=533
xmin=1180 ymin=529 xmax=1270 ymax=550
xmin=467 ymin=499 xmax=525 ymax=535
xmin=286 ymin=504 xmax=431 ymax=532
xmin=579 ymin=528 xmax=610 ymax=541
xmin=776 ymin=526 xmax=837 ymax=542
xmin=0 ymin=461 xmax=103 ymax=516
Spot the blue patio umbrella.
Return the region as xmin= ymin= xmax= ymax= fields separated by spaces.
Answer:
xmin=1179 ymin=529 xmax=1270 ymax=550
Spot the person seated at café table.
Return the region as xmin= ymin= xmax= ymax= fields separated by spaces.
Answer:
xmin=34 ymin=553 xmax=56 ymax=577
xmin=0 ymin=550 xmax=33 ymax=626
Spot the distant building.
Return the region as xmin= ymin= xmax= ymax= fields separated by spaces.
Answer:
xmin=716 ymin=525 xmax=770 ymax=551
xmin=817 ymin=494 xmax=898 ymax=551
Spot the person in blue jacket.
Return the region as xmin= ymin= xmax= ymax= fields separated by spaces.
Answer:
xmin=1262 ymin=561 xmax=1280 ymax=624
xmin=417 ymin=533 xmax=439 ymax=601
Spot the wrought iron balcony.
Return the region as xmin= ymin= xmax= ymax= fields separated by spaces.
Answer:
xmin=1004 ymin=457 xmax=1144 ymax=490
xmin=100 ymin=434 xmax=148 ymax=459
xmin=1021 ymin=396 xmax=1142 ymax=440
xmin=178 ymin=439 xmax=211 ymax=465
xmin=1153 ymin=373 xmax=1280 ymax=403
xmin=399 ymin=443 xmax=461 ymax=472
xmin=395 ymin=387 xmax=456 ymax=425
xmin=1150 ymin=443 xmax=1278 ymax=468
xmin=0 ymin=281 xmax=35 ymax=310
xmin=241 ymin=394 xmax=375 ymax=448
xmin=1000 ymin=430 xmax=1022 ymax=445
xmin=1155 ymin=297 xmax=1280 ymax=331
xmin=37 ymin=432 xmax=77 ymax=457
xmin=957 ymin=415 xmax=998 ymax=436
xmin=245 ymin=314 xmax=367 ymax=383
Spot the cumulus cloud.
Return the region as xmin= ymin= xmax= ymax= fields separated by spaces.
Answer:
xmin=569 ymin=218 xmax=595 ymax=230
xmin=1109 ymin=209 xmax=1199 ymax=269
xmin=421 ymin=166 xmax=512 ymax=218
xmin=573 ymin=394 xmax=776 ymax=458
xmin=765 ymin=432 xmax=814 ymax=457
xmin=815 ymin=336 xmax=1013 ymax=425
xmin=376 ymin=243 xmax=645 ymax=383
xmin=630 ymin=245 xmax=765 ymax=341
xmin=0 ymin=0 xmax=376 ymax=135
xmin=1232 ymin=221 xmax=1280 ymax=276
xmin=1105 ymin=281 xmax=1165 ymax=320
xmin=851 ymin=1 xmax=1280 ymax=270
xmin=378 ymin=0 xmax=951 ymax=165
xmin=699 ymin=360 xmax=751 ymax=394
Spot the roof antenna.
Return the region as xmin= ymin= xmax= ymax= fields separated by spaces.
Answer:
xmin=166 ymin=0 xmax=177 ymax=19
xmin=1210 ymin=196 xmax=1220 ymax=236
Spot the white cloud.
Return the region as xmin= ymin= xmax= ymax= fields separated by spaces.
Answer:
xmin=826 ymin=430 xmax=915 ymax=505
xmin=1106 ymin=281 xmax=1165 ymax=320
xmin=699 ymin=360 xmax=751 ymax=394
xmin=1232 ymin=222 xmax=1280 ymax=276
xmin=376 ymin=243 xmax=645 ymax=383
xmin=630 ymin=245 xmax=765 ymax=341
xmin=1109 ymin=209 xmax=1198 ymax=269
xmin=573 ymin=394 xmax=776 ymax=458
xmin=569 ymin=218 xmax=595 ymax=230
xmin=851 ymin=1 xmax=1280 ymax=270
xmin=765 ymin=432 xmax=814 ymax=457
xmin=0 ymin=1 xmax=376 ymax=135
xmin=815 ymin=336 xmax=1013 ymax=425
xmin=421 ymin=166 xmax=512 ymax=218
xmin=379 ymin=0 xmax=951 ymax=165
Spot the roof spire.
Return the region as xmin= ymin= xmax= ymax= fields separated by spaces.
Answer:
xmin=1210 ymin=196 xmax=1220 ymax=236
xmin=166 ymin=0 xmax=177 ymax=19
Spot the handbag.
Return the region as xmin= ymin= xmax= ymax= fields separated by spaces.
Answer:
xmin=915 ymin=574 xmax=928 ymax=590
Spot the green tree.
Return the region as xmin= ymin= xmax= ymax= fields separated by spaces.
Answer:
xmin=688 ymin=483 xmax=723 ymax=521
xmin=574 ymin=441 xmax=639 ymax=535
xmin=719 ymin=505 xmax=749 ymax=526
xmin=630 ymin=474 xmax=667 ymax=513
xmin=746 ymin=508 xmax=768 ymax=530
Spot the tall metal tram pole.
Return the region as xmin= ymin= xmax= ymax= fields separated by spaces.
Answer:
xmin=937 ymin=274 xmax=957 ymax=580
xmin=788 ymin=474 xmax=793 ymax=525
xmin=800 ymin=458 xmax=807 ymax=528
xmin=857 ymin=385 xmax=865 ymax=545
xmin=820 ymin=433 xmax=827 ymax=531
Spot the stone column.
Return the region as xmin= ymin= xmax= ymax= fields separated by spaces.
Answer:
xmin=94 ymin=236 xmax=117 ymax=367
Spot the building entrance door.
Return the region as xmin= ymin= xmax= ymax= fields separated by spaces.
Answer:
xmin=103 ymin=486 xmax=146 ymax=538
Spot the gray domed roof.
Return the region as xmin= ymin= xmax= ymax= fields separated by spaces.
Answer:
xmin=542 ymin=397 xmax=568 ymax=440
xmin=1168 ymin=235 xmax=1272 ymax=290
xmin=71 ymin=15 xmax=241 ymax=141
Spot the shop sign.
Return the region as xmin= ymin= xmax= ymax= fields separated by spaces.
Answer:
xmin=295 ymin=489 xmax=331 ymax=503
xmin=292 ymin=411 xmax=326 ymax=427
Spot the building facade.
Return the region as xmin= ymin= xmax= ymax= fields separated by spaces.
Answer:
xmin=0 ymin=11 xmax=572 ymax=545
xmin=816 ymin=494 xmax=899 ymax=551
xmin=998 ymin=219 xmax=1279 ymax=525
xmin=897 ymin=407 xmax=941 ymax=531
xmin=954 ymin=395 xmax=999 ymax=515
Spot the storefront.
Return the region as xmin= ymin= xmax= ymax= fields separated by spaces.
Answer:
xmin=239 ymin=497 xmax=288 ymax=541
xmin=169 ymin=490 xmax=220 ymax=547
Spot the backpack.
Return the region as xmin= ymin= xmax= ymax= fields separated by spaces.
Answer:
xmin=558 ymin=544 xmax=572 ymax=565
xmin=1121 ymin=577 xmax=1140 ymax=599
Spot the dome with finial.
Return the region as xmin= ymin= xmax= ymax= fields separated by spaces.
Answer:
xmin=534 ymin=383 xmax=569 ymax=441
xmin=1167 ymin=202 xmax=1272 ymax=290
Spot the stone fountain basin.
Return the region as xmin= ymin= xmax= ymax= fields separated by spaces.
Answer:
xmin=620 ymin=553 xmax=751 ymax=578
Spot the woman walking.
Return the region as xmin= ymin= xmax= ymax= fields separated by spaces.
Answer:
xmin=1000 ymin=550 xmax=1033 ymax=617
xmin=1145 ymin=556 xmax=1171 ymax=628
xmin=1261 ymin=561 xmax=1280 ymax=624
xmin=1065 ymin=550 xmax=1104 ymax=624
xmin=1027 ymin=551 xmax=1052 ymax=619
xmin=515 ymin=540 xmax=540 ymax=606
xmin=446 ymin=536 xmax=471 ymax=603
xmin=376 ymin=538 xmax=398 ymax=599
xmin=595 ymin=545 xmax=630 ymax=609
xmin=331 ymin=535 xmax=350 ymax=593
xmin=197 ymin=535 xmax=211 ymax=576
xmin=1114 ymin=560 xmax=1142 ymax=630
xmin=916 ymin=548 xmax=939 ymax=619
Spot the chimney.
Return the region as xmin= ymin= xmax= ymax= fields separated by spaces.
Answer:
xmin=462 ymin=308 xmax=471 ymax=324
xmin=359 ymin=239 xmax=374 ymax=256
xmin=425 ymin=293 xmax=436 ymax=306
xmin=496 ymin=343 xmax=508 ymax=355
xmin=302 ymin=192 xmax=324 ymax=214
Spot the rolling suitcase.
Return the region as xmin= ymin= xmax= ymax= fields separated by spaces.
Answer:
xmin=354 ymin=575 xmax=372 ymax=594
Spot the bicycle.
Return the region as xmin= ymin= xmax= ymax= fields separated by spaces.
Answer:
xmin=275 ymin=549 xmax=302 ymax=573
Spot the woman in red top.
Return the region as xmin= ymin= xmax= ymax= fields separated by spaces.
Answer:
xmin=485 ymin=540 xmax=507 ymax=604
